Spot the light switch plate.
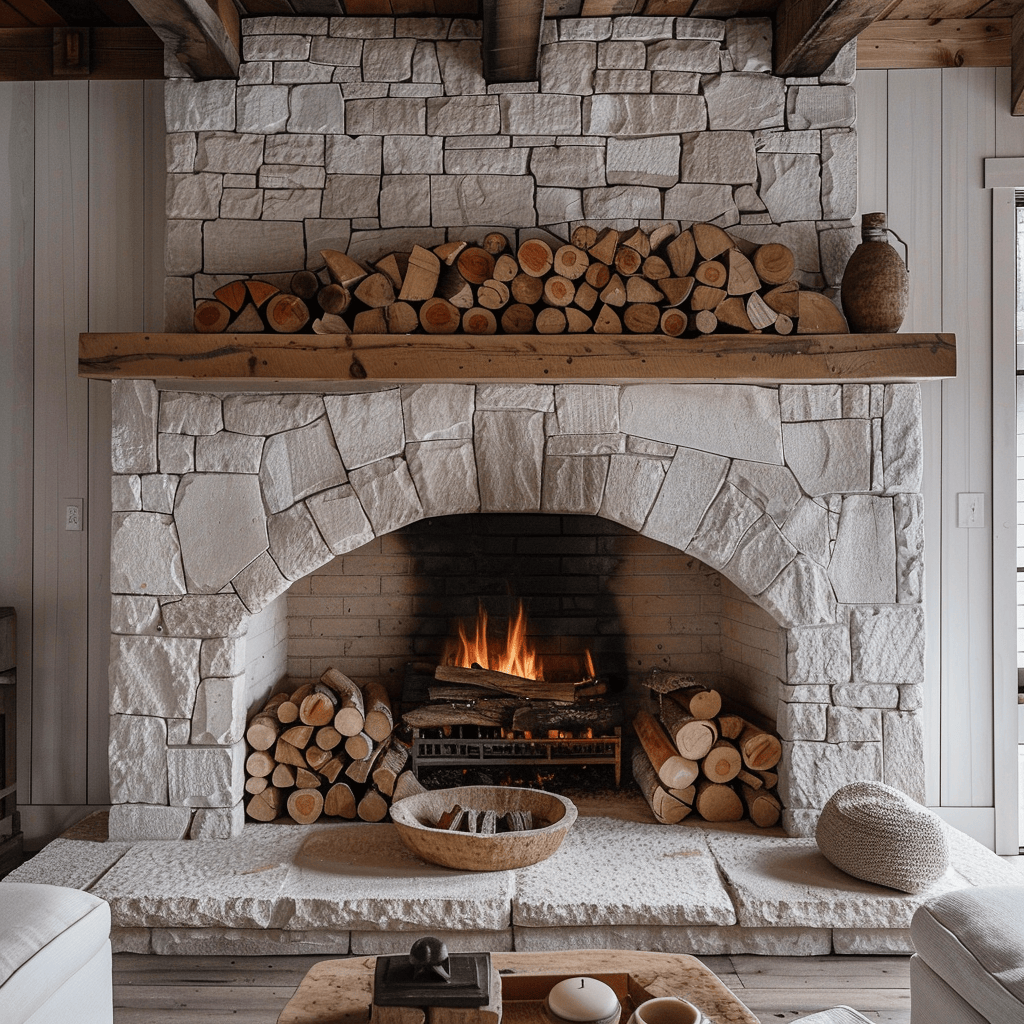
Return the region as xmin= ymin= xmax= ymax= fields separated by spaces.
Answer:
xmin=957 ymin=492 xmax=984 ymax=529
xmin=64 ymin=498 xmax=84 ymax=531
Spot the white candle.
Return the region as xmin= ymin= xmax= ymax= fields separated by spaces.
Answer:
xmin=547 ymin=977 xmax=621 ymax=1024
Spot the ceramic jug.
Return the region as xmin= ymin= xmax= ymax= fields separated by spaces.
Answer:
xmin=840 ymin=212 xmax=910 ymax=333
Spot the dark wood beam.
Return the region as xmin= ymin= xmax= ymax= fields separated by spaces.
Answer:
xmin=1011 ymin=6 xmax=1024 ymax=112
xmin=774 ymin=0 xmax=892 ymax=77
xmin=78 ymin=331 xmax=957 ymax=385
xmin=127 ymin=0 xmax=239 ymax=79
xmin=856 ymin=17 xmax=1011 ymax=68
xmin=481 ymin=0 xmax=545 ymax=84
xmin=0 ymin=26 xmax=162 ymax=79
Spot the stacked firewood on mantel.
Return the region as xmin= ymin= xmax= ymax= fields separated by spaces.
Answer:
xmin=191 ymin=222 xmax=848 ymax=339
xmin=633 ymin=670 xmax=783 ymax=828
xmin=244 ymin=668 xmax=423 ymax=824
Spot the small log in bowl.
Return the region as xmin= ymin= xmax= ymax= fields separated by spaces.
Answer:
xmin=390 ymin=785 xmax=578 ymax=871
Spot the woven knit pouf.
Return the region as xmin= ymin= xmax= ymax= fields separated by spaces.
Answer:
xmin=815 ymin=780 xmax=949 ymax=894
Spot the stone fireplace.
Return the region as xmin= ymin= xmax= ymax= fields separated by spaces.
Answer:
xmin=101 ymin=11 xmax=928 ymax=842
xmin=107 ymin=379 xmax=926 ymax=840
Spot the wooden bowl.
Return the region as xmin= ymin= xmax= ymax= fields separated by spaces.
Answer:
xmin=390 ymin=785 xmax=577 ymax=872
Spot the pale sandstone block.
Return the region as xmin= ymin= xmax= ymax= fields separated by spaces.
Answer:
xmin=725 ymin=18 xmax=771 ymax=71
xmin=383 ymin=135 xmax=443 ymax=174
xmin=112 ymin=474 xmax=143 ymax=513
xmin=531 ymin=145 xmax=606 ymax=188
xmin=345 ymin=97 xmax=425 ymax=135
xmin=779 ymin=683 xmax=832 ymax=703
xmin=663 ymin=183 xmax=738 ymax=224
xmin=598 ymin=40 xmax=645 ymax=69
xmin=776 ymin=700 xmax=827 ymax=741
xmin=288 ymin=84 xmax=345 ymax=133
xmin=259 ymin=164 xmax=327 ymax=190
xmin=110 ymin=634 xmax=202 ymax=719
xmin=475 ymin=410 xmax=545 ymax=513
xmin=111 ymin=594 xmax=162 ymax=635
xmin=352 ymin=930 xmax=511 ymax=954
xmin=219 ymin=189 xmax=263 ymax=220
xmin=821 ymin=128 xmax=857 ymax=220
xmin=175 ymin=473 xmax=268 ymax=594
xmin=160 ymin=594 xmax=248 ymax=639
xmin=780 ymin=498 xmax=832 ymax=566
xmin=107 ymin=804 xmax=192 ymax=842
xmin=757 ymin=152 xmax=822 ymax=222
xmin=833 ymin=928 xmax=915 ymax=955
xmin=779 ymin=384 xmax=843 ymax=422
xmin=646 ymin=39 xmax=720 ymax=73
xmin=882 ymin=711 xmax=925 ymax=802
xmin=168 ymin=719 xmax=191 ymax=745
xmin=475 ymin=384 xmax=553 ymax=411
xmin=380 ymin=175 xmax=430 ymax=228
xmin=203 ymin=220 xmax=305 ymax=275
xmin=265 ymin=134 xmax=325 ymax=166
xmin=828 ymin=496 xmax=896 ymax=605
xmin=201 ymin=637 xmax=246 ymax=679
xmin=191 ymin=675 xmax=246 ymax=745
xmin=166 ymin=132 xmax=198 ymax=173
xmin=260 ymin=418 xmax=349 ymax=515
xmin=554 ymin=384 xmax=620 ymax=434
xmin=267 ymin=503 xmax=334 ymax=581
xmin=542 ymin=455 xmax=609 ymax=515
xmin=325 ymin=390 xmax=405 ymax=469
xmin=331 ymin=16 xmax=394 ymax=38
xmin=113 ymin=380 xmax=159 ymax=474
xmin=159 ymin=391 xmax=223 ymax=435
xmin=165 ymin=80 xmax=236 ymax=132
xmin=167 ymin=742 xmax=245 ymax=808
xmin=141 ymin=475 xmax=178 ymax=515
xmin=195 ymin=132 xmax=264 ymax=173
xmin=109 ymin=714 xmax=169 ymax=805
xmin=402 ymin=384 xmax=475 ymax=440
xmin=611 ymin=16 xmax=674 ymax=40
xmin=431 ymin=174 xmax=536 ymax=227
xmin=326 ymin=135 xmax=383 ymax=174
xmin=688 ymin=483 xmax=763 ymax=569
xmin=547 ymin=434 xmax=624 ymax=456
xmin=584 ymin=94 xmax=706 ymax=135
xmin=782 ymin=419 xmax=872 ymax=496
xmin=195 ymin=432 xmax=264 ymax=474
xmin=850 ymin=605 xmax=924 ymax=685
xmin=243 ymin=34 xmax=310 ymax=61
xmin=881 ymin=384 xmax=922 ymax=494
xmin=235 ymin=85 xmax=290 ymax=133
xmin=703 ymin=73 xmax=785 ymax=130
xmin=787 ymin=85 xmax=856 ymax=130
xmin=832 ymin=683 xmax=899 ymax=708
xmin=777 ymin=740 xmax=882 ymax=809
xmin=787 ymin=624 xmax=851 ymax=685
xmin=190 ymin=803 xmax=245 ymax=840
xmin=827 ymin=706 xmax=881 ymax=743
xmin=231 ymin=550 xmax=290 ymax=614
xmin=595 ymin=70 xmax=652 ymax=93
xmin=153 ymin=927 xmax=347 ymax=955
xmin=642 ymin=447 xmax=729 ymax=552
xmin=501 ymin=94 xmax=582 ymax=135
xmin=411 ymin=40 xmax=442 ymax=83
xmin=276 ymin=62 xmax=334 ymax=85
xmin=222 ymin=393 xmax=324 ymax=435
xmin=363 ymin=37 xmax=416 ymax=81
xmin=727 ymin=460 xmax=802 ymax=521
xmin=305 ymin=484 xmax=374 ymax=555
xmin=724 ymin=514 xmax=798 ymax=597
xmin=893 ymin=493 xmax=924 ymax=604
xmin=406 ymin=440 xmax=480 ymax=516
xmin=651 ymin=71 xmax=700 ymax=93
xmin=321 ymin=174 xmax=381 ymax=219
xmin=540 ymin=41 xmax=597 ymax=95
xmin=600 ymin=455 xmax=668 ymax=533
xmin=584 ymin=185 xmax=662 ymax=220
xmin=165 ymin=220 xmax=203 ymax=275
xmin=758 ymin=555 xmax=837 ymax=628
xmin=537 ymin=186 xmax=583 ymax=223
xmin=427 ymin=95 xmax=501 ymax=135
xmin=111 ymin=512 xmax=187 ymax=596
xmin=680 ymin=130 xmax=756 ymax=184
xmin=607 ymin=136 xmax=680 ymax=187
xmin=348 ymin=457 xmax=424 ymax=535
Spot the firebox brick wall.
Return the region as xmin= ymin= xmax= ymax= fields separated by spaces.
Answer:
xmin=162 ymin=14 xmax=857 ymax=325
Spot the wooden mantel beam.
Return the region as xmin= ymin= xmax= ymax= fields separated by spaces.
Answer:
xmin=481 ymin=0 xmax=546 ymax=84
xmin=1012 ymin=8 xmax=1024 ymax=114
xmin=774 ymin=0 xmax=892 ymax=77
xmin=128 ymin=0 xmax=240 ymax=80
xmin=78 ymin=331 xmax=957 ymax=385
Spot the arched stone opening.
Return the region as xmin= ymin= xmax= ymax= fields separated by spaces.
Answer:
xmin=107 ymin=379 xmax=926 ymax=840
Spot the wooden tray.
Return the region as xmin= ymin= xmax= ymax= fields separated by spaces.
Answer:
xmin=500 ymin=971 xmax=655 ymax=1024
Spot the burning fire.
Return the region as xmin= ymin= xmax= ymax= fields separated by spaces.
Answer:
xmin=443 ymin=601 xmax=595 ymax=681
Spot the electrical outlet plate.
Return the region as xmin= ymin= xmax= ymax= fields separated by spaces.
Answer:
xmin=64 ymin=499 xmax=84 ymax=531
xmin=957 ymin=492 xmax=984 ymax=529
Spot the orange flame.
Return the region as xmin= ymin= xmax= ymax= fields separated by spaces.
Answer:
xmin=445 ymin=601 xmax=544 ymax=679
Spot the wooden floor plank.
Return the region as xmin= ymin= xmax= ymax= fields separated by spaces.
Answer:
xmin=115 ymin=984 xmax=297 ymax=1009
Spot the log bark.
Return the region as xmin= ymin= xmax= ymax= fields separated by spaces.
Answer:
xmin=633 ymin=710 xmax=699 ymax=790
xmin=664 ymin=686 xmax=721 ymax=720
xmin=402 ymin=699 xmax=517 ymax=729
xmin=510 ymin=701 xmax=622 ymax=735
xmin=659 ymin=700 xmax=718 ymax=760
xmin=434 ymin=663 xmax=577 ymax=702
xmin=693 ymin=780 xmax=744 ymax=822
xmin=632 ymin=745 xmax=691 ymax=824
xmin=362 ymin=680 xmax=394 ymax=743
xmin=399 ymin=245 xmax=441 ymax=301
xmin=437 ymin=266 xmax=475 ymax=309
xmin=372 ymin=738 xmax=410 ymax=796
xmin=287 ymin=788 xmax=324 ymax=824
xmin=321 ymin=668 xmax=365 ymax=736
xmin=741 ymin=783 xmax=781 ymax=828
xmin=701 ymin=738 xmax=743 ymax=784
xmin=324 ymin=782 xmax=356 ymax=818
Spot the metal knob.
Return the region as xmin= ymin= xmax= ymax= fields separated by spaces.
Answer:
xmin=410 ymin=936 xmax=451 ymax=983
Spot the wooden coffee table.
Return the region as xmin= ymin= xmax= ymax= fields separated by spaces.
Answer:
xmin=277 ymin=949 xmax=759 ymax=1024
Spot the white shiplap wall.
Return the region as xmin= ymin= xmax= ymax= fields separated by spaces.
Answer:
xmin=857 ymin=66 xmax=1023 ymax=850
xmin=0 ymin=68 xmax=1020 ymax=849
xmin=0 ymin=81 xmax=165 ymax=846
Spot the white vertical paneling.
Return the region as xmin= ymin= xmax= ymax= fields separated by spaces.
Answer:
xmin=940 ymin=68 xmax=996 ymax=808
xmin=32 ymin=83 xmax=91 ymax=805
xmin=854 ymin=70 xmax=888 ymax=215
xmin=0 ymin=83 xmax=36 ymax=807
xmin=143 ymin=80 xmax=166 ymax=332
xmin=87 ymin=81 xmax=147 ymax=804
xmin=884 ymin=69 xmax=945 ymax=808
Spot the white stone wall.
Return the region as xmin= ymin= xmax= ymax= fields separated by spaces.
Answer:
xmin=163 ymin=14 xmax=857 ymax=328
xmin=244 ymin=593 xmax=288 ymax=710
xmin=108 ymin=379 xmax=925 ymax=840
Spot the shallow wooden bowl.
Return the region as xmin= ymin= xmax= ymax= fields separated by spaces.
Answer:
xmin=390 ymin=785 xmax=578 ymax=872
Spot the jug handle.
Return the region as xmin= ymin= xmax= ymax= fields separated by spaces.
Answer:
xmin=886 ymin=227 xmax=910 ymax=277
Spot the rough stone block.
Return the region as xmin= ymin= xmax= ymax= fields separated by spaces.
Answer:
xmin=611 ymin=16 xmax=674 ymax=40
xmin=427 ymin=95 xmax=500 ymax=135
xmin=204 ymin=220 xmax=305 ymax=275
xmin=475 ymin=410 xmax=545 ymax=513
xmin=304 ymin=484 xmax=374 ymax=556
xmin=167 ymin=742 xmax=245 ymax=808
xmin=787 ymin=624 xmax=851 ymax=685
xmin=680 ymin=130 xmax=756 ymax=185
xmin=111 ymin=594 xmax=162 ymax=635
xmin=141 ymin=474 xmax=179 ymax=515
xmin=560 ymin=17 xmax=612 ymax=42
xmin=882 ymin=711 xmax=925 ymax=802
xmin=541 ymin=455 xmax=609 ymax=515
xmin=219 ymin=188 xmax=263 ymax=220
xmin=231 ymin=550 xmax=290 ymax=614
xmin=110 ymin=634 xmax=202 ymax=719
xmin=787 ymin=85 xmax=856 ymax=130
xmin=703 ymin=73 xmax=785 ymax=130
xmin=724 ymin=514 xmax=798 ymax=597
xmin=531 ymin=145 xmax=606 ymax=188
xmin=828 ymin=496 xmax=896 ymax=605
xmin=647 ymin=39 xmax=720 ymax=73
xmin=779 ymin=384 xmax=842 ymax=422
xmin=346 ymin=97 xmax=425 ymax=135
xmin=663 ymin=182 xmax=738 ymax=224
xmin=111 ymin=512 xmax=187 ymax=596
xmin=642 ymin=447 xmax=729 ymax=552
xmin=195 ymin=132 xmax=264 ymax=174
xmin=501 ymin=94 xmax=582 ymax=135
xmin=175 ymin=473 xmax=268 ymax=594
xmin=553 ymin=384 xmax=619 ymax=434
xmin=165 ymin=220 xmax=203 ymax=276
xmin=159 ymin=392 xmax=223 ymax=435
xmin=881 ymin=385 xmax=922 ymax=494
xmin=583 ymin=185 xmax=662 ymax=220
xmin=383 ymin=135 xmax=443 ymax=174
xmin=833 ymin=928 xmax=915 ymax=955
xmin=758 ymin=554 xmax=837 ymax=628
xmin=223 ymin=393 xmax=324 ymax=435
xmin=776 ymin=700 xmax=827 ymax=741
xmin=598 ymin=455 xmax=667 ymax=533
xmin=325 ymin=135 xmax=383 ymax=175
xmin=165 ymin=80 xmax=236 ymax=132
xmin=190 ymin=803 xmax=245 ymax=839
xmin=401 ymin=384 xmax=475 ymax=440
xmin=595 ymin=70 xmax=653 ymax=93
xmin=757 ymin=152 xmax=822 ymax=222
xmin=540 ymin=41 xmax=596 ymax=95
xmin=821 ymin=128 xmax=857 ymax=220
xmin=166 ymin=172 xmax=222 ymax=220
xmin=191 ymin=676 xmax=246 ymax=745
xmin=267 ymin=503 xmax=333 ymax=581
xmin=160 ymin=594 xmax=247 ymax=639
xmin=201 ymin=637 xmax=246 ymax=679
xmin=727 ymin=460 xmax=802 ymax=522
xmin=107 ymin=804 xmax=192 ymax=842
xmin=778 ymin=740 xmax=882 ymax=809
xmin=782 ymin=419 xmax=871 ymax=496
xmin=851 ymin=605 xmax=924 ymax=685
xmin=243 ymin=34 xmax=311 ymax=61
xmin=348 ymin=457 xmax=423 ymax=536
xmin=362 ymin=37 xmax=416 ymax=81
xmin=431 ymin=174 xmax=536 ymax=227
xmin=235 ymin=85 xmax=290 ymax=133
xmin=407 ymin=440 xmax=479 ymax=517
xmin=689 ymin=483 xmax=763 ymax=569
xmin=166 ymin=132 xmax=198 ymax=173
xmin=352 ymin=929 xmax=510 ymax=955
xmin=598 ymin=40 xmax=645 ymax=69
xmin=827 ymin=706 xmax=882 ymax=743
xmin=194 ymin=432 xmax=264 ymax=474
xmin=724 ymin=18 xmax=771 ymax=71
xmin=109 ymin=715 xmax=169 ymax=804
xmin=476 ymin=384 xmax=554 ymax=411
xmin=112 ymin=475 xmax=143 ymax=513
xmin=260 ymin=418 xmax=350 ymax=515
xmin=607 ymin=136 xmax=679 ymax=187
xmin=548 ymin=434 xmax=625 ymax=456
xmin=152 ymin=927 xmax=347 ymax=955
xmin=112 ymin=380 xmax=159 ymax=474
xmin=324 ymin=390 xmax=404 ymax=469
xmin=893 ymin=493 xmax=924 ymax=604
xmin=584 ymin=94 xmax=705 ymax=135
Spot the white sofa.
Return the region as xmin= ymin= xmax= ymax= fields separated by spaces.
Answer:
xmin=0 ymin=882 xmax=113 ymax=1024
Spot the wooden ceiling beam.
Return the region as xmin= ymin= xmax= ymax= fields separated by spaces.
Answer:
xmin=481 ymin=0 xmax=545 ymax=83
xmin=774 ymin=0 xmax=892 ymax=76
xmin=127 ymin=0 xmax=239 ymax=79
xmin=1012 ymin=7 xmax=1024 ymax=113
xmin=0 ymin=25 xmax=162 ymax=79
xmin=856 ymin=17 xmax=1010 ymax=68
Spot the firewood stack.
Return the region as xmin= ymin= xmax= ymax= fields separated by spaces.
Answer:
xmin=191 ymin=224 xmax=848 ymax=338
xmin=632 ymin=671 xmax=783 ymax=828
xmin=244 ymin=668 xmax=423 ymax=824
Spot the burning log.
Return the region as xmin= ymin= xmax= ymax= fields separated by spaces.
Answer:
xmin=401 ymin=698 xmax=518 ymax=729
xmin=433 ymin=664 xmax=578 ymax=703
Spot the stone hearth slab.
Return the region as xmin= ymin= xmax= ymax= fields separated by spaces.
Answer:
xmin=281 ymin=825 xmax=514 ymax=931
xmin=513 ymin=816 xmax=735 ymax=927
xmin=6 ymin=838 xmax=132 ymax=889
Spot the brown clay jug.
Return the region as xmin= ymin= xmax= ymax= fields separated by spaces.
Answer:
xmin=840 ymin=212 xmax=910 ymax=333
